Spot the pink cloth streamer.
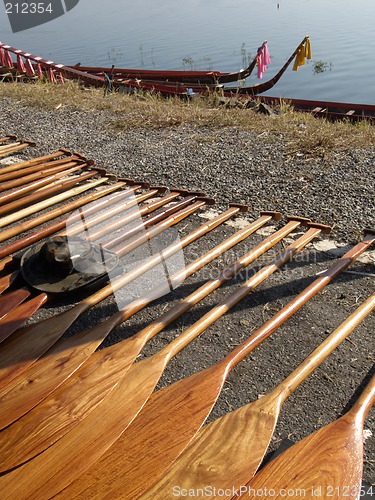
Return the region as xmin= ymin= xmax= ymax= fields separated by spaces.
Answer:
xmin=17 ymin=54 xmax=26 ymax=72
xmin=257 ymin=41 xmax=271 ymax=79
xmin=0 ymin=47 xmax=5 ymax=67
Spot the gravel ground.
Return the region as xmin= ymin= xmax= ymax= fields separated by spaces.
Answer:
xmin=0 ymin=98 xmax=374 ymax=494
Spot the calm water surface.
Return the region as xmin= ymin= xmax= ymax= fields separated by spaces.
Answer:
xmin=0 ymin=0 xmax=374 ymax=103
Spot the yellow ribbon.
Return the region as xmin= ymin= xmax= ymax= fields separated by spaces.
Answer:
xmin=293 ymin=37 xmax=312 ymax=71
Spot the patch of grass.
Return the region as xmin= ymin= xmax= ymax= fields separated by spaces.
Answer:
xmin=1 ymin=80 xmax=375 ymax=160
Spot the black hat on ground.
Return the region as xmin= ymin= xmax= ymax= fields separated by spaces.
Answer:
xmin=21 ymin=235 xmax=119 ymax=293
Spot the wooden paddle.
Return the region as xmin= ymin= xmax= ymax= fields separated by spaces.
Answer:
xmin=0 ymin=293 xmax=48 ymax=343
xmin=0 ymin=179 xmax=126 ymax=248
xmin=0 ymin=167 xmax=100 ymax=216
xmin=0 ymin=155 xmax=85 ymax=187
xmin=144 ymin=290 xmax=375 ymax=498
xmin=0 ymin=288 xmax=30 ymax=321
xmin=0 ymin=198 xmax=213 ymax=389
xmin=57 ymin=230 xmax=374 ymax=499
xmin=0 ymin=148 xmax=69 ymax=172
xmin=0 ymin=175 xmax=113 ymax=232
xmin=0 ymin=162 xmax=89 ymax=206
xmin=0 ymin=211 xmax=286 ymax=461
xmin=0 ymin=181 xmax=141 ymax=268
xmin=238 ymin=370 xmax=375 ymax=499
xmin=0 ymin=140 xmax=35 ymax=157
xmin=0 ymin=223 xmax=323 ymax=498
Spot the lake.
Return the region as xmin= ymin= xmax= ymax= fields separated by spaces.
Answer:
xmin=1 ymin=0 xmax=375 ymax=104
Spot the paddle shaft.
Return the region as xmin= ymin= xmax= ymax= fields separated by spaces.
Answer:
xmin=275 ymin=291 xmax=375 ymax=404
xmin=0 ymin=135 xmax=17 ymax=143
xmin=0 ymin=180 xmax=126 ymax=248
xmin=0 ymin=148 xmax=69 ymax=174
xmin=0 ymin=163 xmax=88 ymax=206
xmin=0 ymin=166 xmax=97 ymax=216
xmin=0 ymin=155 xmax=84 ymax=186
xmin=222 ymin=229 xmax=375 ymax=371
xmin=53 ymin=184 xmax=156 ymax=238
xmin=0 ymin=140 xmax=34 ymax=156
xmin=0 ymin=141 xmax=22 ymax=152
xmin=348 ymin=371 xmax=375 ymax=426
xmin=77 ymin=190 xmax=180 ymax=243
xmin=162 ymin=225 xmax=323 ymax=362
xmin=0 ymin=181 xmax=134 ymax=262
xmin=88 ymin=192 xmax=198 ymax=250
xmin=0 ymin=176 xmax=111 ymax=239
xmin=0 ymin=170 xmax=105 ymax=228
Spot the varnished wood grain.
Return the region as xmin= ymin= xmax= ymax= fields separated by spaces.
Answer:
xmin=238 ymin=374 xmax=375 ymax=499
xmin=0 ymin=293 xmax=48 ymax=343
xmin=143 ymin=291 xmax=375 ymax=498
xmin=0 ymin=288 xmax=30 ymax=321
xmin=55 ymin=233 xmax=374 ymax=499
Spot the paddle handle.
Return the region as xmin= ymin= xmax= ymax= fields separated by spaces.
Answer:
xmin=273 ymin=291 xmax=375 ymax=403
xmin=224 ymin=230 xmax=375 ymax=371
xmin=348 ymin=372 xmax=375 ymax=426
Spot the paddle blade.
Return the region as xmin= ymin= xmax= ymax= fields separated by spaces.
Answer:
xmin=57 ymin=363 xmax=227 ymax=498
xmin=144 ymin=392 xmax=283 ymax=498
xmin=240 ymin=416 xmax=364 ymax=499
xmin=0 ymin=332 xmax=147 ymax=470
xmin=0 ymin=305 xmax=85 ymax=390
xmin=0 ymin=293 xmax=48 ymax=343
xmin=0 ymin=288 xmax=30 ymax=321
xmin=0 ymin=354 xmax=195 ymax=497
xmin=0 ymin=270 xmax=20 ymax=294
